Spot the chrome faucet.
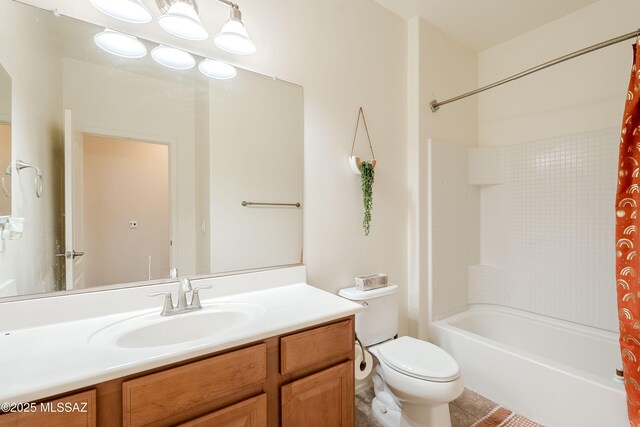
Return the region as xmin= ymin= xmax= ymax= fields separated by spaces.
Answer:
xmin=149 ymin=278 xmax=212 ymax=316
xmin=177 ymin=277 xmax=192 ymax=310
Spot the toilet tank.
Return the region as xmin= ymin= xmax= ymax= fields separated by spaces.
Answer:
xmin=338 ymin=284 xmax=399 ymax=346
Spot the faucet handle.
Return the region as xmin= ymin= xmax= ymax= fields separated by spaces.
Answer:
xmin=190 ymin=286 xmax=212 ymax=310
xmin=148 ymin=291 xmax=174 ymax=316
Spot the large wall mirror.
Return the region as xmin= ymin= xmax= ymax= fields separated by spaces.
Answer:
xmin=0 ymin=1 xmax=303 ymax=299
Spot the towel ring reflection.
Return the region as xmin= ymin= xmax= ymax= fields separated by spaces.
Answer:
xmin=1 ymin=164 xmax=10 ymax=198
xmin=16 ymin=160 xmax=43 ymax=198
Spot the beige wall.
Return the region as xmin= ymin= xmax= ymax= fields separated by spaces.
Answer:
xmin=0 ymin=124 xmax=10 ymax=216
xmin=420 ymin=22 xmax=479 ymax=148
xmin=83 ymin=135 xmax=170 ymax=286
xmin=478 ymin=0 xmax=640 ymax=146
xmin=0 ymin=2 xmax=63 ymax=295
xmin=407 ymin=18 xmax=478 ymax=338
xmin=0 ymin=66 xmax=9 ymax=121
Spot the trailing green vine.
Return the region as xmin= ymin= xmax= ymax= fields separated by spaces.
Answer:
xmin=360 ymin=161 xmax=375 ymax=236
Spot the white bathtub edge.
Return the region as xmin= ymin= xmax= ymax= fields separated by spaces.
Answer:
xmin=431 ymin=306 xmax=627 ymax=427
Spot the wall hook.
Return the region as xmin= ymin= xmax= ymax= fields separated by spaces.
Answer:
xmin=16 ymin=160 xmax=43 ymax=198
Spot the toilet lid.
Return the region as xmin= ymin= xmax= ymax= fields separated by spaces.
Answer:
xmin=376 ymin=336 xmax=460 ymax=382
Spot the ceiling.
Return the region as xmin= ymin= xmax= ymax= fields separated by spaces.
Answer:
xmin=373 ymin=0 xmax=601 ymax=51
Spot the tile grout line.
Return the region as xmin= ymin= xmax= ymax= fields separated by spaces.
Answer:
xmin=498 ymin=412 xmax=516 ymax=427
xmin=470 ymin=406 xmax=510 ymax=427
xmin=451 ymin=401 xmax=499 ymax=421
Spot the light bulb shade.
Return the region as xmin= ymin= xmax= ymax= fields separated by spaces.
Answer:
xmin=159 ymin=1 xmax=208 ymax=41
xmin=198 ymin=59 xmax=237 ymax=80
xmin=90 ymin=0 xmax=152 ymax=23
xmin=94 ymin=29 xmax=148 ymax=58
xmin=151 ymin=45 xmax=196 ymax=69
xmin=214 ymin=8 xmax=256 ymax=55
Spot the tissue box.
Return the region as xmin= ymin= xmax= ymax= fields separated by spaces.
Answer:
xmin=355 ymin=274 xmax=388 ymax=291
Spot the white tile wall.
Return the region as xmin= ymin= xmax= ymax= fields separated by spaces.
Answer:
xmin=467 ymin=264 xmax=507 ymax=304
xmin=470 ymin=128 xmax=619 ymax=331
xmin=429 ymin=140 xmax=469 ymax=318
xmin=468 ymin=147 xmax=505 ymax=185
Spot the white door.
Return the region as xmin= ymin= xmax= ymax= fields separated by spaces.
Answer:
xmin=64 ymin=109 xmax=85 ymax=290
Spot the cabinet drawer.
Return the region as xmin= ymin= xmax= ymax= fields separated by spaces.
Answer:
xmin=123 ymin=343 xmax=267 ymax=427
xmin=280 ymin=318 xmax=353 ymax=375
xmin=177 ymin=394 xmax=267 ymax=427
xmin=0 ymin=390 xmax=96 ymax=427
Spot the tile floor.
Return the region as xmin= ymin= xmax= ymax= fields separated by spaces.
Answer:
xmin=356 ymin=387 xmax=542 ymax=427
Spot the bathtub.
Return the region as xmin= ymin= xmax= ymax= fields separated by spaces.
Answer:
xmin=431 ymin=305 xmax=627 ymax=427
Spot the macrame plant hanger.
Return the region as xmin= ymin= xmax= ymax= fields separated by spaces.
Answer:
xmin=348 ymin=107 xmax=377 ymax=175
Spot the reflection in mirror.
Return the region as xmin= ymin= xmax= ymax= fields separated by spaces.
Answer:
xmin=0 ymin=1 xmax=303 ymax=299
xmin=0 ymin=65 xmax=10 ymax=217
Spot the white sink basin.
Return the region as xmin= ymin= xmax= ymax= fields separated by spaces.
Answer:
xmin=89 ymin=302 xmax=264 ymax=349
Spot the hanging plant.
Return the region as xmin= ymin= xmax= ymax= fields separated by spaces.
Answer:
xmin=349 ymin=107 xmax=377 ymax=235
xmin=360 ymin=161 xmax=375 ymax=236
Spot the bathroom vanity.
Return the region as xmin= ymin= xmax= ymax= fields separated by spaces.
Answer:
xmin=0 ymin=318 xmax=354 ymax=426
xmin=0 ymin=267 xmax=362 ymax=427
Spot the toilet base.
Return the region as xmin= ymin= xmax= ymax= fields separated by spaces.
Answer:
xmin=372 ymin=397 xmax=452 ymax=427
xmin=372 ymin=396 xmax=401 ymax=427
xmin=371 ymin=369 xmax=453 ymax=427
xmin=401 ymin=402 xmax=452 ymax=427
xmin=372 ymin=365 xmax=403 ymax=427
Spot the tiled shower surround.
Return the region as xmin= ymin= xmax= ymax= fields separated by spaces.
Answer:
xmin=469 ymin=128 xmax=619 ymax=331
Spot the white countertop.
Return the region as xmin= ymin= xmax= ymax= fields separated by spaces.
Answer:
xmin=1 ymin=282 xmax=363 ymax=403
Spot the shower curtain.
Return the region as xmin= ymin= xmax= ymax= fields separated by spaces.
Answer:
xmin=617 ymin=43 xmax=640 ymax=425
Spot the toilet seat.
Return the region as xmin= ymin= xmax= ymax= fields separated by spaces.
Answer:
xmin=375 ymin=336 xmax=460 ymax=382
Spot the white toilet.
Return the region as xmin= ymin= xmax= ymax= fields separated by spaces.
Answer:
xmin=339 ymin=284 xmax=463 ymax=427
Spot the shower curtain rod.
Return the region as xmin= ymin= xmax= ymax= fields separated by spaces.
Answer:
xmin=429 ymin=28 xmax=640 ymax=112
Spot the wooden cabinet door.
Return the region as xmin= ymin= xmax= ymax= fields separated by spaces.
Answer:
xmin=0 ymin=390 xmax=96 ymax=427
xmin=177 ymin=394 xmax=267 ymax=427
xmin=281 ymin=361 xmax=354 ymax=427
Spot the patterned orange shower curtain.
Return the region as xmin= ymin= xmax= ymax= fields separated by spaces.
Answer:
xmin=617 ymin=43 xmax=640 ymax=426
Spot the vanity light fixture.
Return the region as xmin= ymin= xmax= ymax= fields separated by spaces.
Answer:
xmin=157 ymin=0 xmax=209 ymax=41
xmin=213 ymin=4 xmax=256 ymax=55
xmin=94 ymin=29 xmax=148 ymax=58
xmin=90 ymin=0 xmax=152 ymax=24
xmin=198 ymin=58 xmax=237 ymax=79
xmin=90 ymin=0 xmax=257 ymax=54
xmin=151 ymin=45 xmax=196 ymax=69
